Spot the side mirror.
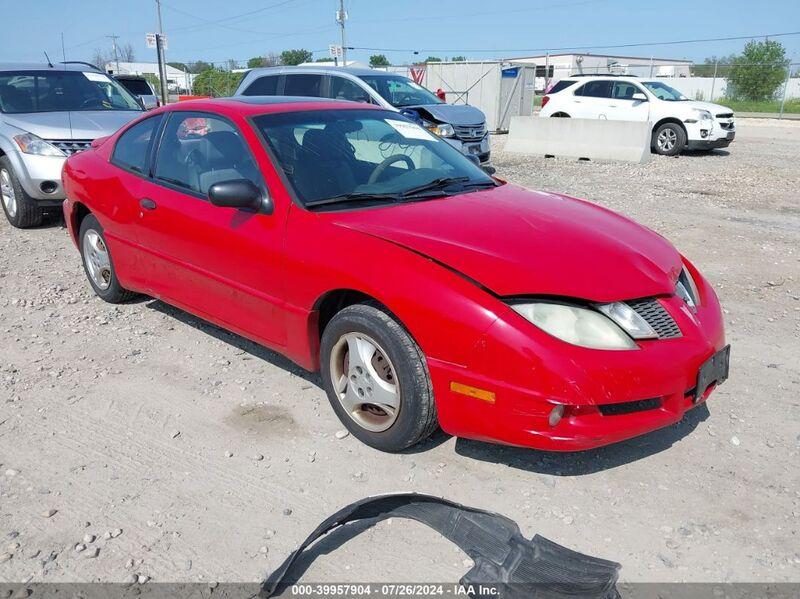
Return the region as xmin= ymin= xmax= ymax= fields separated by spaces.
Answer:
xmin=631 ymin=92 xmax=648 ymax=102
xmin=482 ymin=165 xmax=497 ymax=175
xmin=208 ymin=179 xmax=272 ymax=214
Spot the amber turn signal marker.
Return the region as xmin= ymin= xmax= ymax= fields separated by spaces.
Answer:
xmin=450 ymin=382 xmax=496 ymax=404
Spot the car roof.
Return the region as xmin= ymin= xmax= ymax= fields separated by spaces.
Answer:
xmin=0 ymin=62 xmax=103 ymax=73
xmin=245 ymin=66 xmax=394 ymax=78
xmin=145 ymin=96 xmax=386 ymax=118
xmin=561 ymin=74 xmax=641 ymax=81
xmin=113 ymin=74 xmax=148 ymax=80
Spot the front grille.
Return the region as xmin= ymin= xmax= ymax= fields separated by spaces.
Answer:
xmin=716 ymin=112 xmax=734 ymax=118
xmin=626 ymin=298 xmax=682 ymax=339
xmin=453 ymin=123 xmax=487 ymax=142
xmin=598 ymin=397 xmax=662 ymax=416
xmin=47 ymin=139 xmax=93 ymax=156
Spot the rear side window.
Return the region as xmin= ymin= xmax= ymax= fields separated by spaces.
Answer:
xmin=575 ymin=80 xmax=613 ymax=98
xmin=283 ymin=74 xmax=323 ymax=97
xmin=118 ymin=79 xmax=153 ymax=95
xmin=548 ymin=80 xmax=576 ymax=94
xmin=243 ymin=75 xmax=278 ymax=96
xmin=111 ymin=115 xmax=162 ymax=174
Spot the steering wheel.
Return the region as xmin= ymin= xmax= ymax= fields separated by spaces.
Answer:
xmin=80 ymin=97 xmax=103 ymax=109
xmin=368 ymin=154 xmax=416 ymax=184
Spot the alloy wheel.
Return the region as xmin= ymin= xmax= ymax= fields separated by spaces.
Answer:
xmin=82 ymin=229 xmax=112 ymax=290
xmin=0 ymin=169 xmax=17 ymax=219
xmin=657 ymin=128 xmax=677 ymax=152
xmin=329 ymin=332 xmax=400 ymax=432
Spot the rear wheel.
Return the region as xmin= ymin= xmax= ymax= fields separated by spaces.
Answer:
xmin=78 ymin=214 xmax=137 ymax=303
xmin=0 ymin=156 xmax=43 ymax=228
xmin=320 ymin=302 xmax=438 ymax=452
xmin=551 ymin=112 xmax=571 ymax=118
xmin=652 ymin=123 xmax=686 ymax=156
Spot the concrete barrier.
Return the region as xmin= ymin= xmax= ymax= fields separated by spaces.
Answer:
xmin=506 ymin=116 xmax=651 ymax=163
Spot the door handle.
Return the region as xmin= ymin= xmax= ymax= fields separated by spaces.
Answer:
xmin=139 ymin=198 xmax=157 ymax=210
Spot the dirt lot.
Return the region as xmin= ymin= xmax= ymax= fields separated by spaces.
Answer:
xmin=1 ymin=119 xmax=799 ymax=586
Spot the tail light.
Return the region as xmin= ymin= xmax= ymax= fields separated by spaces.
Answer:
xmin=541 ymin=96 xmax=550 ymax=108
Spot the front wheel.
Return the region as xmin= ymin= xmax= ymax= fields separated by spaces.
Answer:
xmin=652 ymin=123 xmax=686 ymax=156
xmin=320 ymin=302 xmax=438 ymax=452
xmin=0 ymin=156 xmax=43 ymax=228
xmin=78 ymin=214 xmax=138 ymax=303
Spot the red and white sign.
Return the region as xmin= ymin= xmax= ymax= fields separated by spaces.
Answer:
xmin=410 ymin=67 xmax=425 ymax=84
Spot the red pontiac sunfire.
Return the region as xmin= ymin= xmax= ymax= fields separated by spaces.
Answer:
xmin=62 ymin=98 xmax=729 ymax=452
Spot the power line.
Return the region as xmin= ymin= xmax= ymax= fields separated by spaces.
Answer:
xmin=347 ymin=30 xmax=800 ymax=56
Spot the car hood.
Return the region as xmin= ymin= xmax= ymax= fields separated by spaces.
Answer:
xmin=677 ymin=100 xmax=734 ymax=115
xmin=408 ymin=103 xmax=486 ymax=126
xmin=1 ymin=110 xmax=141 ymax=140
xmin=331 ymin=184 xmax=683 ymax=302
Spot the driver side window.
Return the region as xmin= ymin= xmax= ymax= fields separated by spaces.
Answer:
xmin=153 ymin=113 xmax=263 ymax=197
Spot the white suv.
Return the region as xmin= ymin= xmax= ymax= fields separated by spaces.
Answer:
xmin=539 ymin=76 xmax=735 ymax=156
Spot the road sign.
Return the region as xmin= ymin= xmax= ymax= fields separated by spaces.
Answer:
xmin=329 ymin=44 xmax=343 ymax=59
xmin=146 ymin=33 xmax=168 ymax=50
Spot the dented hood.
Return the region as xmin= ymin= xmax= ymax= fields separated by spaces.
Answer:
xmin=408 ymin=103 xmax=486 ymax=126
xmin=332 ymin=184 xmax=683 ymax=302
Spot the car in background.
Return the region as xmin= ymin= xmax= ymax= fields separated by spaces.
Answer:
xmin=540 ymin=75 xmax=735 ymax=156
xmin=62 ymin=97 xmax=728 ymax=453
xmin=234 ymin=66 xmax=493 ymax=168
xmin=0 ymin=62 xmax=142 ymax=228
xmin=114 ymin=74 xmax=159 ymax=110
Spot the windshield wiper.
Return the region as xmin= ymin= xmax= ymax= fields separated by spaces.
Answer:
xmin=304 ymin=192 xmax=402 ymax=208
xmin=401 ymin=177 xmax=496 ymax=198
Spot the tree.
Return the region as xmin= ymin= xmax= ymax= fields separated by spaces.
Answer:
xmin=425 ymin=56 xmax=442 ymax=63
xmin=691 ymin=54 xmax=736 ymax=77
xmin=168 ymin=61 xmax=189 ymax=72
xmin=192 ymin=67 xmax=244 ymax=97
xmin=186 ymin=61 xmax=213 ymax=74
xmin=369 ymin=54 xmax=390 ymax=68
xmin=247 ymin=56 xmax=264 ymax=68
xmin=280 ymin=49 xmax=313 ymax=66
xmin=451 ymin=56 xmax=467 ymax=62
xmin=119 ymin=43 xmax=135 ymax=62
xmin=727 ymin=39 xmax=789 ymax=101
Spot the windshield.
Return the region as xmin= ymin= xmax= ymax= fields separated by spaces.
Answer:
xmin=0 ymin=70 xmax=142 ymax=113
xmin=642 ymin=81 xmax=688 ymax=101
xmin=253 ymin=109 xmax=494 ymax=209
xmin=357 ymin=75 xmax=443 ymax=108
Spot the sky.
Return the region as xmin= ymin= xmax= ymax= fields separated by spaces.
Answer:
xmin=1 ymin=0 xmax=798 ymax=68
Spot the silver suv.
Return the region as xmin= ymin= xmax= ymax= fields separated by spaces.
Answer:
xmin=0 ymin=62 xmax=142 ymax=228
xmin=234 ymin=66 xmax=492 ymax=168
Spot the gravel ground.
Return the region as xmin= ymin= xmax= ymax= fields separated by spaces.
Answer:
xmin=1 ymin=119 xmax=798 ymax=586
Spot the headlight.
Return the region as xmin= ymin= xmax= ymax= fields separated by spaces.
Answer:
xmin=511 ymin=302 xmax=637 ymax=350
xmin=676 ymin=266 xmax=699 ymax=309
xmin=694 ymin=109 xmax=713 ymax=121
xmin=596 ymin=302 xmax=657 ymax=339
xmin=425 ymin=123 xmax=455 ymax=138
xmin=13 ymin=133 xmax=65 ymax=157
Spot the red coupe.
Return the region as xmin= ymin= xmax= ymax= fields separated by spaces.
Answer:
xmin=62 ymin=98 xmax=729 ymax=452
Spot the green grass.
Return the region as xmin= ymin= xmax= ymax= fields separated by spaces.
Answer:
xmin=714 ymin=98 xmax=800 ymax=114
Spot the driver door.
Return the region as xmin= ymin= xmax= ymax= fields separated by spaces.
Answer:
xmin=133 ymin=111 xmax=287 ymax=346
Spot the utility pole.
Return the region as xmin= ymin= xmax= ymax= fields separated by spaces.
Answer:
xmin=155 ymin=0 xmax=169 ymax=105
xmin=336 ymin=0 xmax=347 ymax=66
xmin=106 ymin=34 xmax=120 ymax=73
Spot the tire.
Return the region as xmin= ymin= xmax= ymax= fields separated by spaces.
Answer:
xmin=320 ymin=302 xmax=438 ymax=452
xmin=551 ymin=112 xmax=571 ymax=118
xmin=652 ymin=122 xmax=686 ymax=156
xmin=78 ymin=214 xmax=137 ymax=303
xmin=0 ymin=156 xmax=43 ymax=228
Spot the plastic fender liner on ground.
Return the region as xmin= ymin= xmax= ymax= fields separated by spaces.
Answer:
xmin=260 ymin=493 xmax=621 ymax=598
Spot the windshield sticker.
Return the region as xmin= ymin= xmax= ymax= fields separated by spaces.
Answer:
xmin=83 ymin=72 xmax=111 ymax=83
xmin=386 ymin=119 xmax=436 ymax=141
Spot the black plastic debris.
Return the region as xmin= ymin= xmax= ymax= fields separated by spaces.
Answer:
xmin=261 ymin=493 xmax=621 ymax=598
